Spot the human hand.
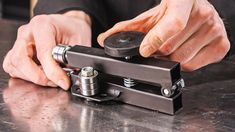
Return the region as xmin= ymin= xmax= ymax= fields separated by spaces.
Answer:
xmin=3 ymin=11 xmax=92 ymax=90
xmin=98 ymin=0 xmax=230 ymax=71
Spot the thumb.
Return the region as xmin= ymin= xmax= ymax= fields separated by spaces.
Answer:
xmin=97 ymin=20 xmax=144 ymax=47
xmin=97 ymin=5 xmax=164 ymax=47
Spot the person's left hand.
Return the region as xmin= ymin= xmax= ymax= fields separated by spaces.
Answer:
xmin=98 ymin=0 xmax=230 ymax=71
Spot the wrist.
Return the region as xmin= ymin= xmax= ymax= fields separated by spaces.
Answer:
xmin=63 ymin=10 xmax=92 ymax=26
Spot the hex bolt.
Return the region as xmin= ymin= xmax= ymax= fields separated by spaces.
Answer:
xmin=81 ymin=67 xmax=94 ymax=77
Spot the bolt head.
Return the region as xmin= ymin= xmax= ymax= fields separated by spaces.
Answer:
xmin=163 ymin=89 xmax=170 ymax=96
xmin=81 ymin=67 xmax=94 ymax=77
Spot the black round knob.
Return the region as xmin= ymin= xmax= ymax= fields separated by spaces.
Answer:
xmin=104 ymin=31 xmax=145 ymax=58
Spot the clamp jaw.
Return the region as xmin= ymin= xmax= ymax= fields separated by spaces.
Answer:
xmin=52 ymin=31 xmax=185 ymax=115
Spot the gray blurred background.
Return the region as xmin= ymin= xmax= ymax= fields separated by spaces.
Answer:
xmin=0 ymin=0 xmax=33 ymax=21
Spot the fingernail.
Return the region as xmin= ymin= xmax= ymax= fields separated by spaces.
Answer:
xmin=47 ymin=81 xmax=57 ymax=87
xmin=140 ymin=45 xmax=154 ymax=57
xmin=58 ymin=79 xmax=69 ymax=90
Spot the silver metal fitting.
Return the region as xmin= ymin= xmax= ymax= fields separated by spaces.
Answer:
xmin=161 ymin=79 xmax=185 ymax=97
xmin=177 ymin=78 xmax=185 ymax=88
xmin=123 ymin=56 xmax=136 ymax=88
xmin=52 ymin=44 xmax=71 ymax=64
xmin=78 ymin=66 xmax=99 ymax=96
xmin=125 ymin=56 xmax=131 ymax=60
xmin=81 ymin=67 xmax=95 ymax=77
xmin=124 ymin=78 xmax=136 ymax=88
xmin=161 ymin=88 xmax=173 ymax=97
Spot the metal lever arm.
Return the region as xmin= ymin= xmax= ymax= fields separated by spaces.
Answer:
xmin=53 ymin=45 xmax=183 ymax=97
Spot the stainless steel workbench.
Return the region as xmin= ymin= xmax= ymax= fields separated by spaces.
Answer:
xmin=0 ymin=19 xmax=235 ymax=132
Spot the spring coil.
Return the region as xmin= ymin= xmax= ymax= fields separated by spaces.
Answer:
xmin=124 ymin=78 xmax=136 ymax=87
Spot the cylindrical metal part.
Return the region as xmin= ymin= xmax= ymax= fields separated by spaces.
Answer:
xmin=123 ymin=56 xmax=136 ymax=88
xmin=52 ymin=44 xmax=71 ymax=64
xmin=161 ymin=88 xmax=172 ymax=97
xmin=78 ymin=67 xmax=99 ymax=96
xmin=124 ymin=78 xmax=136 ymax=88
xmin=161 ymin=79 xmax=185 ymax=97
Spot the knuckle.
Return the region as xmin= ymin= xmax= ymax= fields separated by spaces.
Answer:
xmin=210 ymin=23 xmax=222 ymax=34
xmin=181 ymin=63 xmax=197 ymax=72
xmin=17 ymin=25 xmax=27 ymax=34
xmin=170 ymin=16 xmax=186 ymax=31
xmin=113 ymin=20 xmax=130 ymax=28
xmin=216 ymin=38 xmax=230 ymax=55
xmin=10 ymin=49 xmax=26 ymax=68
xmin=114 ymin=22 xmax=123 ymax=28
xmin=199 ymin=6 xmax=214 ymax=19
xmin=10 ymin=55 xmax=21 ymax=67
xmin=17 ymin=25 xmax=29 ymax=39
xmin=159 ymin=44 xmax=173 ymax=55
xmin=30 ymin=15 xmax=51 ymax=27
xmin=169 ymin=53 xmax=181 ymax=62
xmin=32 ymin=74 xmax=48 ymax=85
xmin=205 ymin=18 xmax=214 ymax=28
xmin=170 ymin=50 xmax=189 ymax=63
xmin=149 ymin=43 xmax=158 ymax=52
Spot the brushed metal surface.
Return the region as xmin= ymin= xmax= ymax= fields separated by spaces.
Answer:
xmin=0 ymin=19 xmax=235 ymax=132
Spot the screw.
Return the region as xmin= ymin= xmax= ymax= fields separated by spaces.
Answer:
xmin=163 ymin=89 xmax=170 ymax=96
xmin=81 ymin=67 xmax=94 ymax=77
xmin=123 ymin=56 xmax=136 ymax=88
xmin=125 ymin=56 xmax=131 ymax=60
xmin=119 ymin=36 xmax=132 ymax=43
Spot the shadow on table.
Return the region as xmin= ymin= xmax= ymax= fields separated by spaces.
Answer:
xmin=182 ymin=60 xmax=235 ymax=87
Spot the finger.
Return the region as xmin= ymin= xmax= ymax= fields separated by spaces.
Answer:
xmin=181 ymin=38 xmax=230 ymax=71
xmin=157 ymin=4 xmax=214 ymax=56
xmin=11 ymin=40 xmax=57 ymax=87
xmin=98 ymin=20 xmax=143 ymax=47
xmin=11 ymin=24 xmax=57 ymax=87
xmin=97 ymin=6 xmax=164 ymax=47
xmin=6 ymin=61 xmax=29 ymax=80
xmin=2 ymin=24 xmax=31 ymax=75
xmin=169 ymin=17 xmax=221 ymax=64
xmin=140 ymin=0 xmax=195 ymax=57
xmin=31 ymin=17 xmax=70 ymax=90
xmin=3 ymin=50 xmax=28 ymax=79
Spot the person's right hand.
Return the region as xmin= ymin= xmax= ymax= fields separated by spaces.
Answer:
xmin=3 ymin=11 xmax=92 ymax=90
